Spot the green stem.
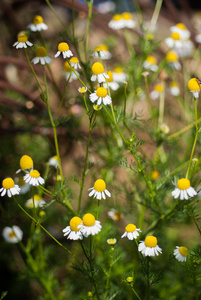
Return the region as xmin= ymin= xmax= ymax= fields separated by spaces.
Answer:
xmin=104 ymin=247 xmax=114 ymax=300
xmin=147 ymin=257 xmax=150 ymax=300
xmin=167 ymin=116 xmax=201 ymax=140
xmin=85 ymin=0 xmax=94 ymax=61
xmin=56 ymin=75 xmax=71 ymax=121
xmin=149 ymin=0 xmax=163 ymax=35
xmin=130 ymin=286 xmax=142 ymax=300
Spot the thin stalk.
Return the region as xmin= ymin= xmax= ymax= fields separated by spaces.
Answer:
xmin=85 ymin=0 xmax=94 ymax=61
xmin=144 ymin=75 xmax=154 ymax=122
xmin=167 ymin=116 xmax=201 ymax=140
xmin=149 ymin=0 xmax=163 ymax=35
xmin=158 ymin=80 xmax=165 ymax=130
xmin=147 ymin=257 xmax=150 ymax=300
xmin=56 ymin=75 xmax=71 ymax=121
xmin=104 ymin=247 xmax=114 ymax=300
xmin=130 ymin=286 xmax=142 ymax=300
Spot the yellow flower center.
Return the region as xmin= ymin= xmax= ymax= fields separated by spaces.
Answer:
xmin=152 ymin=170 xmax=159 ymax=180
xmin=113 ymin=67 xmax=123 ymax=73
xmin=94 ymin=45 xmax=108 ymax=52
xmin=126 ymin=277 xmax=133 ymax=283
xmin=179 ymin=246 xmax=188 ymax=256
xmin=58 ymin=42 xmax=69 ymax=52
xmin=79 ymin=87 xmax=87 ymax=93
xmin=125 ymin=224 xmax=136 ymax=233
xmin=83 ymin=213 xmax=95 ymax=226
xmin=121 ymin=12 xmax=132 ymax=20
xmin=146 ymin=56 xmax=157 ymax=64
xmin=113 ymin=14 xmax=122 ymax=21
xmin=33 ymin=194 xmax=42 ymax=201
xmin=107 ymin=238 xmax=116 ymax=245
xmin=93 ymin=104 xmax=102 ymax=111
xmin=171 ymin=32 xmax=180 ymax=40
xmin=70 ymin=57 xmax=79 ymax=63
xmin=20 ymin=155 xmax=33 ymax=170
xmin=63 ymin=61 xmax=71 ymax=72
xmin=176 ymin=23 xmax=186 ymax=30
xmin=92 ymin=62 xmax=104 ymax=75
xmin=18 ymin=35 xmax=28 ymax=43
xmin=107 ymin=70 xmax=113 ymax=82
xmin=188 ymin=78 xmax=201 ymax=92
xmin=35 ymin=46 xmax=47 ymax=57
xmin=29 ymin=170 xmax=40 ymax=178
xmin=94 ymin=179 xmax=106 ymax=191
xmin=166 ymin=51 xmax=178 ymax=62
xmin=33 ymin=15 xmax=44 ymax=25
xmin=96 ymin=87 xmax=107 ymax=98
xmin=52 ymin=155 xmax=58 ymax=161
xmin=70 ymin=216 xmax=82 ymax=231
xmin=177 ymin=178 xmax=190 ymax=190
xmin=9 ymin=231 xmax=16 ymax=238
xmin=154 ymin=84 xmax=163 ymax=92
xmin=170 ymin=81 xmax=178 ymax=87
xmin=145 ymin=236 xmax=157 ymax=247
xmin=2 ymin=178 xmax=15 ymax=189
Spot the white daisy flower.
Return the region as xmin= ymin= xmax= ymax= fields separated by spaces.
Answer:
xmin=27 ymin=15 xmax=48 ymax=32
xmin=23 ymin=169 xmax=45 ymax=186
xmin=78 ymin=87 xmax=87 ymax=94
xmin=103 ymin=71 xmax=119 ymax=91
xmin=89 ymin=87 xmax=112 ymax=106
xmin=166 ymin=51 xmax=181 ymax=70
xmin=138 ymin=236 xmax=162 ymax=256
xmin=112 ymin=67 xmax=128 ymax=82
xmin=195 ymin=33 xmax=201 ymax=43
xmin=55 ymin=42 xmax=73 ymax=59
xmin=121 ymin=224 xmax=141 ymax=240
xmin=143 ymin=56 xmax=159 ymax=72
xmin=91 ymin=62 xmax=109 ymax=83
xmin=69 ymin=57 xmax=81 ymax=69
xmin=175 ymin=39 xmax=194 ymax=58
xmin=108 ymin=14 xmax=124 ymax=30
xmin=48 ymin=155 xmax=59 ymax=168
xmin=121 ymin=12 xmax=136 ymax=29
xmin=2 ymin=226 xmax=23 ymax=243
xmin=80 ymin=213 xmax=102 ymax=237
xmin=15 ymin=176 xmax=31 ymax=194
xmin=63 ymin=61 xmax=78 ymax=82
xmin=31 ymin=46 xmax=52 ymax=65
xmin=165 ymin=32 xmax=183 ymax=49
xmin=150 ymin=83 xmax=164 ymax=100
xmin=16 ymin=155 xmax=34 ymax=174
xmin=0 ymin=178 xmax=21 ymax=198
xmin=171 ymin=178 xmax=197 ymax=200
xmin=91 ymin=45 xmax=112 ymax=60
xmin=108 ymin=208 xmax=123 ymax=221
xmin=170 ymin=23 xmax=190 ymax=40
xmin=173 ymin=246 xmax=188 ymax=262
xmin=88 ymin=179 xmax=111 ymax=200
xmin=25 ymin=194 xmax=46 ymax=209
xmin=13 ymin=34 xmax=33 ymax=49
xmin=63 ymin=216 xmax=83 ymax=240
xmin=107 ymin=238 xmax=117 ymax=245
xmin=160 ymin=123 xmax=170 ymax=134
xmin=187 ymin=78 xmax=201 ymax=99
xmin=169 ymin=81 xmax=180 ymax=96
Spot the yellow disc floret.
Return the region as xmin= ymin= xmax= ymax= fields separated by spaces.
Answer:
xmin=177 ymin=178 xmax=190 ymax=190
xmin=35 ymin=46 xmax=47 ymax=57
xmin=70 ymin=216 xmax=82 ymax=231
xmin=83 ymin=213 xmax=96 ymax=226
xmin=20 ymin=155 xmax=33 ymax=170
xmin=96 ymin=87 xmax=107 ymax=98
xmin=152 ymin=170 xmax=159 ymax=180
xmin=146 ymin=56 xmax=157 ymax=64
xmin=176 ymin=23 xmax=186 ymax=30
xmin=113 ymin=14 xmax=122 ymax=21
xmin=121 ymin=12 xmax=132 ymax=20
xmin=94 ymin=45 xmax=109 ymax=52
xmin=107 ymin=238 xmax=116 ymax=245
xmin=166 ymin=51 xmax=179 ymax=62
xmin=70 ymin=57 xmax=79 ymax=63
xmin=92 ymin=62 xmax=104 ymax=75
xmin=171 ymin=32 xmax=180 ymax=40
xmin=107 ymin=71 xmax=113 ymax=82
xmin=125 ymin=224 xmax=136 ymax=233
xmin=188 ymin=78 xmax=201 ymax=92
xmin=33 ymin=194 xmax=42 ymax=201
xmin=94 ymin=179 xmax=106 ymax=191
xmin=113 ymin=67 xmax=123 ymax=73
xmin=154 ymin=84 xmax=163 ymax=92
xmin=63 ymin=62 xmax=71 ymax=72
xmin=2 ymin=178 xmax=15 ymax=189
xmin=18 ymin=35 xmax=28 ymax=43
xmin=33 ymin=15 xmax=44 ymax=25
xmin=170 ymin=81 xmax=178 ymax=87
xmin=29 ymin=170 xmax=40 ymax=178
xmin=179 ymin=246 xmax=188 ymax=256
xmin=58 ymin=42 xmax=69 ymax=52
xmin=145 ymin=236 xmax=157 ymax=247
xmin=9 ymin=231 xmax=16 ymax=238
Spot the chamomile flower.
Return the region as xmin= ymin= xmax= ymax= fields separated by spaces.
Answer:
xmin=112 ymin=67 xmax=128 ymax=82
xmin=160 ymin=123 xmax=170 ymax=134
xmin=143 ymin=56 xmax=159 ymax=72
xmin=188 ymin=78 xmax=201 ymax=99
xmin=27 ymin=15 xmax=48 ymax=32
xmin=165 ymin=32 xmax=182 ymax=49
xmin=150 ymin=83 xmax=164 ymax=100
xmin=78 ymin=87 xmax=87 ymax=93
xmin=63 ymin=61 xmax=78 ymax=82
xmin=121 ymin=12 xmax=136 ymax=29
xmin=169 ymin=81 xmax=180 ymax=96
xmin=173 ymin=246 xmax=188 ymax=262
xmin=108 ymin=14 xmax=124 ymax=30
xmin=15 ymin=176 xmax=31 ymax=194
xmin=55 ymin=42 xmax=73 ymax=59
xmin=0 ymin=178 xmax=21 ymax=198
xmin=195 ymin=33 xmax=201 ymax=43
xmin=152 ymin=170 xmax=160 ymax=180
xmin=166 ymin=51 xmax=181 ymax=70
xmin=25 ymin=194 xmax=46 ymax=209
xmin=107 ymin=238 xmax=117 ymax=245
xmin=91 ymin=62 xmax=109 ymax=83
xmin=170 ymin=23 xmax=190 ymax=40
xmin=138 ymin=235 xmax=162 ymax=256
xmin=89 ymin=87 xmax=112 ymax=106
xmin=92 ymin=45 xmax=112 ymax=60
xmin=121 ymin=224 xmax=141 ymax=240
xmin=13 ymin=33 xmax=33 ymax=49
xmin=16 ymin=155 xmax=34 ymax=174
xmin=80 ymin=213 xmax=102 ymax=237
xmin=69 ymin=57 xmax=81 ymax=69
xmin=63 ymin=216 xmax=83 ymax=240
xmin=48 ymin=155 xmax=59 ymax=168
xmin=103 ymin=71 xmax=119 ymax=91
xmin=2 ymin=226 xmax=23 ymax=243
xmin=108 ymin=208 xmax=123 ymax=221
xmin=88 ymin=179 xmax=111 ymax=200
xmin=171 ymin=178 xmax=197 ymax=200
xmin=23 ymin=170 xmax=45 ymax=186
xmin=32 ymin=46 xmax=52 ymax=65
